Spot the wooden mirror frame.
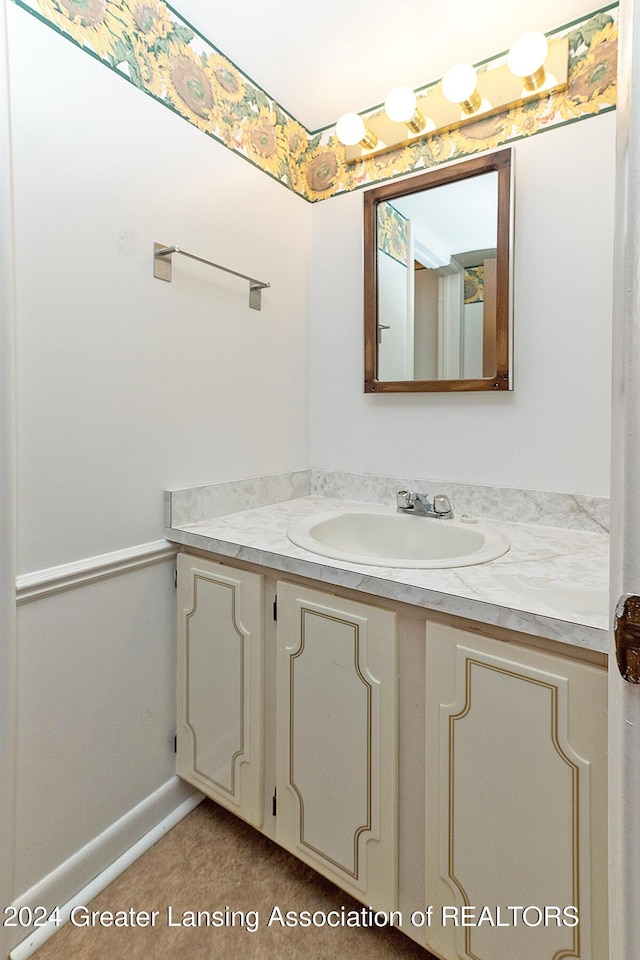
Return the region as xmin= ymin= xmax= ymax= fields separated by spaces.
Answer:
xmin=364 ymin=148 xmax=513 ymax=393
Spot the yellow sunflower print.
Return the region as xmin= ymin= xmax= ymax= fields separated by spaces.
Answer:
xmin=333 ymin=149 xmax=359 ymax=194
xmin=282 ymin=119 xmax=308 ymax=161
xmin=209 ymin=53 xmax=246 ymax=105
xmin=300 ymin=145 xmax=341 ymax=201
xmin=241 ymin=106 xmax=286 ymax=177
xmin=284 ymin=150 xmax=309 ymax=196
xmin=34 ymin=0 xmax=618 ymax=204
xmin=129 ymin=35 xmax=163 ymax=96
xmin=506 ymin=101 xmax=546 ymax=138
xmin=423 ymin=133 xmax=456 ymax=164
xmin=377 ymin=202 xmax=408 ymax=264
xmin=452 ymin=112 xmax=509 ymax=150
xmin=215 ymin=109 xmax=242 ymax=150
xmin=124 ymin=1 xmax=173 ymax=45
xmin=358 ymin=142 xmax=416 ymax=186
xmin=37 ymin=0 xmax=126 ymax=59
xmin=158 ymin=44 xmax=218 ymax=133
xmin=560 ymin=22 xmax=617 ymax=120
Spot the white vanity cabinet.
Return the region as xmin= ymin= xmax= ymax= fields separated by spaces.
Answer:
xmin=422 ymin=622 xmax=608 ymax=960
xmin=176 ymin=555 xmax=399 ymax=912
xmin=175 ymin=552 xmax=607 ymax=960
xmin=176 ymin=554 xmax=265 ymax=827
xmin=274 ymin=580 xmax=399 ymax=912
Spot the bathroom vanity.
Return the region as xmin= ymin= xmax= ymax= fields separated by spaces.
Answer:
xmin=166 ymin=491 xmax=608 ymax=960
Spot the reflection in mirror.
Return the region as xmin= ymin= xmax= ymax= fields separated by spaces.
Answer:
xmin=377 ymin=175 xmax=498 ymax=381
xmin=364 ymin=149 xmax=513 ymax=393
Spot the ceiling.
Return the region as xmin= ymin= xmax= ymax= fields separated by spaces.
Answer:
xmin=174 ymin=0 xmax=602 ymax=130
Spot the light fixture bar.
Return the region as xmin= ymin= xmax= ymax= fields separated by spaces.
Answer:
xmin=342 ymin=34 xmax=568 ymax=163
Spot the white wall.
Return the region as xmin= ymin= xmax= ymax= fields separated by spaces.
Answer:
xmin=0 ymin=2 xmax=17 ymax=956
xmin=414 ymin=268 xmax=438 ymax=381
xmin=6 ymin=2 xmax=310 ymax=940
xmin=10 ymin=8 xmax=311 ymax=575
xmin=310 ymin=114 xmax=615 ymax=497
xmin=14 ymin=563 xmax=179 ymax=897
xmin=377 ymin=252 xmax=409 ymax=380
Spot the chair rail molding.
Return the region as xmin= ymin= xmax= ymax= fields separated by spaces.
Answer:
xmin=16 ymin=540 xmax=178 ymax=604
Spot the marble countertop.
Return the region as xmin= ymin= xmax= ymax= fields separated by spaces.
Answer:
xmin=166 ymin=495 xmax=610 ymax=654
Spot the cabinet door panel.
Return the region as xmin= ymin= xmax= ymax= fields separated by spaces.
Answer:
xmin=276 ymin=582 xmax=398 ymax=911
xmin=425 ymin=623 xmax=607 ymax=960
xmin=177 ymin=554 xmax=264 ymax=827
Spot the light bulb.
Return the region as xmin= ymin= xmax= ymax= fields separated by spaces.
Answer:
xmin=385 ymin=86 xmax=417 ymax=123
xmin=384 ymin=86 xmax=434 ymax=135
xmin=335 ymin=112 xmax=378 ymax=149
xmin=508 ymin=31 xmax=548 ymax=90
xmin=336 ymin=113 xmax=365 ymax=145
xmin=442 ymin=63 xmax=481 ymax=114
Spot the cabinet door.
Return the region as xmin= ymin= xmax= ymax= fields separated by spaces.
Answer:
xmin=275 ymin=581 xmax=398 ymax=911
xmin=176 ymin=554 xmax=264 ymax=827
xmin=424 ymin=623 xmax=607 ymax=960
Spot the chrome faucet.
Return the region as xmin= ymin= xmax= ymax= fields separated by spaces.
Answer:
xmin=396 ymin=490 xmax=454 ymax=519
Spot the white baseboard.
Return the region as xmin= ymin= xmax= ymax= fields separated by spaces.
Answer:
xmin=8 ymin=778 xmax=203 ymax=960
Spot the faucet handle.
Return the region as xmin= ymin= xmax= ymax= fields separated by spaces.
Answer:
xmin=433 ymin=494 xmax=453 ymax=517
xmin=397 ymin=490 xmax=415 ymax=509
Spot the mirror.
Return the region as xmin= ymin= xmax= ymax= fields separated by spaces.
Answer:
xmin=364 ymin=149 xmax=513 ymax=392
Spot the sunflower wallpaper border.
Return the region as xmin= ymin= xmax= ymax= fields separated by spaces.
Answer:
xmin=377 ymin=202 xmax=409 ymax=267
xmin=12 ymin=0 xmax=618 ymax=203
xmin=464 ymin=267 xmax=485 ymax=305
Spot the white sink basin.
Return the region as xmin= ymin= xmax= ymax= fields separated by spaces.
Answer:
xmin=287 ymin=506 xmax=510 ymax=569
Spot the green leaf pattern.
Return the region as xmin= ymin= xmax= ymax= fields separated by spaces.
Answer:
xmin=17 ymin=0 xmax=619 ymax=202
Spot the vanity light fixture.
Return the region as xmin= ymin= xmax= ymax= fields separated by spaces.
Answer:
xmin=441 ymin=63 xmax=482 ymax=115
xmin=507 ymin=31 xmax=549 ymax=91
xmin=384 ymin=86 xmax=434 ymax=134
xmin=338 ymin=30 xmax=569 ymax=163
xmin=335 ymin=112 xmax=378 ymax=149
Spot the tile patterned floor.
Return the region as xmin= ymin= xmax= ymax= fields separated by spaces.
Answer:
xmin=30 ymin=799 xmax=433 ymax=959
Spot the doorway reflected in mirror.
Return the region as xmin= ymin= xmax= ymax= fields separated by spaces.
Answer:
xmin=364 ymin=149 xmax=513 ymax=393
